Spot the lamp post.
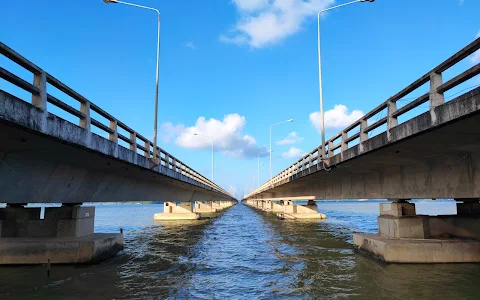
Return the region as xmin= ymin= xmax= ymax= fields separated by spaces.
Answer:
xmin=193 ymin=133 xmax=215 ymax=182
xmin=317 ymin=0 xmax=374 ymax=159
xmin=270 ymin=119 xmax=294 ymax=184
xmin=257 ymin=151 xmax=270 ymax=188
xmin=103 ymin=0 xmax=161 ymax=163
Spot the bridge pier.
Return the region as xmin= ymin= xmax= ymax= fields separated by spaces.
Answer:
xmin=155 ymin=200 xmax=235 ymax=221
xmin=244 ymin=199 xmax=326 ymax=219
xmin=354 ymin=200 xmax=480 ymax=263
xmin=0 ymin=205 xmax=123 ymax=264
xmin=194 ymin=201 xmax=217 ymax=213
xmin=277 ymin=200 xmax=326 ymax=220
xmin=154 ymin=202 xmax=200 ymax=221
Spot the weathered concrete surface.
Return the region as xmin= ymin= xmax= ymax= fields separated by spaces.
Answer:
xmin=0 ymin=90 xmax=235 ymax=204
xmin=429 ymin=216 xmax=480 ymax=240
xmin=246 ymin=88 xmax=480 ymax=201
xmin=378 ymin=215 xmax=430 ymax=239
xmin=0 ymin=206 xmax=95 ymax=238
xmin=0 ymin=206 xmax=123 ymax=264
xmin=0 ymin=233 xmax=123 ymax=264
xmin=356 ymin=201 xmax=480 ymax=263
xmin=353 ymin=234 xmax=480 ymax=263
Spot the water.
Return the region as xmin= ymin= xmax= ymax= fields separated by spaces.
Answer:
xmin=1 ymin=201 xmax=480 ymax=299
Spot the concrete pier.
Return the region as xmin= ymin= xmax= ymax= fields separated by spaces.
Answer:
xmin=154 ymin=201 xmax=235 ymax=221
xmin=0 ymin=205 xmax=123 ymax=264
xmin=154 ymin=202 xmax=200 ymax=220
xmin=277 ymin=200 xmax=326 ymax=220
xmin=245 ymin=200 xmax=326 ymax=220
xmin=354 ymin=200 xmax=480 ymax=263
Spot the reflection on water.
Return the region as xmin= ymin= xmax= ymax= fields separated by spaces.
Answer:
xmin=0 ymin=201 xmax=479 ymax=299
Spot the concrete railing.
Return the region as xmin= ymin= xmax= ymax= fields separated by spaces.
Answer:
xmin=249 ymin=37 xmax=480 ymax=198
xmin=0 ymin=42 xmax=232 ymax=198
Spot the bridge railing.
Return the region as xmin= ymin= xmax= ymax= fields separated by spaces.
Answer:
xmin=0 ymin=42 xmax=232 ymax=198
xmin=249 ymin=37 xmax=480 ymax=198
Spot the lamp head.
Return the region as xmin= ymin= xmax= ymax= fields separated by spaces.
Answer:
xmin=193 ymin=133 xmax=199 ymax=136
xmin=103 ymin=0 xmax=118 ymax=3
xmin=360 ymin=0 xmax=374 ymax=2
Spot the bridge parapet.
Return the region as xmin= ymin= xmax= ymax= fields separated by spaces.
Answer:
xmin=247 ymin=37 xmax=480 ymax=199
xmin=0 ymin=42 xmax=231 ymax=199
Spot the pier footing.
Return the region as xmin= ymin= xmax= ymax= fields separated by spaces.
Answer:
xmin=354 ymin=200 xmax=480 ymax=263
xmin=0 ymin=233 xmax=123 ymax=264
xmin=0 ymin=205 xmax=123 ymax=264
xmin=245 ymin=199 xmax=326 ymax=220
xmin=276 ymin=200 xmax=326 ymax=220
xmin=353 ymin=234 xmax=480 ymax=263
xmin=154 ymin=202 xmax=199 ymax=221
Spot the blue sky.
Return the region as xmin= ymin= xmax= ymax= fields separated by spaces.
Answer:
xmin=1 ymin=0 xmax=479 ymax=199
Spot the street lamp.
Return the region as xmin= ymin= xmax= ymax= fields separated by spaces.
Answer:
xmin=270 ymin=119 xmax=294 ymax=184
xmin=317 ymin=0 xmax=374 ymax=159
xmin=193 ymin=133 xmax=215 ymax=182
xmin=257 ymin=151 xmax=270 ymax=188
xmin=103 ymin=0 xmax=162 ymax=163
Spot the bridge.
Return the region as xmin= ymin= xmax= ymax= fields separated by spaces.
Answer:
xmin=0 ymin=42 xmax=236 ymax=264
xmin=244 ymin=38 xmax=480 ymax=263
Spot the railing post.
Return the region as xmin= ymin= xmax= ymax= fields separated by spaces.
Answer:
xmin=359 ymin=119 xmax=368 ymax=153
xmin=129 ymin=132 xmax=137 ymax=151
xmin=109 ymin=119 xmax=118 ymax=158
xmin=130 ymin=132 xmax=137 ymax=164
xmin=109 ymin=120 xmax=118 ymax=143
xmin=32 ymin=72 xmax=47 ymax=132
xmin=164 ymin=153 xmax=169 ymax=168
xmin=328 ymin=141 xmax=333 ymax=158
xmin=309 ymin=153 xmax=314 ymax=168
xmin=386 ymin=100 xmax=398 ymax=141
xmin=341 ymin=131 xmax=347 ymax=160
xmin=429 ymin=71 xmax=445 ymax=125
xmin=144 ymin=141 xmax=151 ymax=158
xmin=32 ymin=72 xmax=47 ymax=110
xmin=80 ymin=101 xmax=91 ymax=131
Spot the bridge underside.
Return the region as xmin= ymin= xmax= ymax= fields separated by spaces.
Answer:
xmin=0 ymin=121 xmax=226 ymax=204
xmin=249 ymin=91 xmax=480 ymax=201
xmin=0 ymin=91 xmax=231 ymax=204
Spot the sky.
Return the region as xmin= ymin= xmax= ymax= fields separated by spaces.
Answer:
xmin=1 ymin=0 xmax=480 ymax=199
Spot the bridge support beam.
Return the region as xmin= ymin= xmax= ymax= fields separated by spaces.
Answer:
xmin=354 ymin=200 xmax=480 ymax=263
xmin=154 ymin=202 xmax=200 ymax=221
xmin=0 ymin=205 xmax=123 ymax=265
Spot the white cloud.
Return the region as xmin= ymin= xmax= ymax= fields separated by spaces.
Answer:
xmin=160 ymin=113 xmax=267 ymax=158
xmin=186 ymin=41 xmax=198 ymax=50
xmin=309 ymin=104 xmax=364 ymax=132
xmin=221 ymin=0 xmax=335 ymax=48
xmin=277 ymin=131 xmax=304 ymax=145
xmin=458 ymin=0 xmax=464 ymax=5
xmin=282 ymin=147 xmax=307 ymax=159
xmin=471 ymin=30 xmax=480 ymax=64
xmin=160 ymin=122 xmax=185 ymax=143
xmin=233 ymin=0 xmax=269 ymax=11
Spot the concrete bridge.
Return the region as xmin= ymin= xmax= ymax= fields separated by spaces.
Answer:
xmin=0 ymin=42 xmax=236 ymax=264
xmin=244 ymin=38 xmax=480 ymax=263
